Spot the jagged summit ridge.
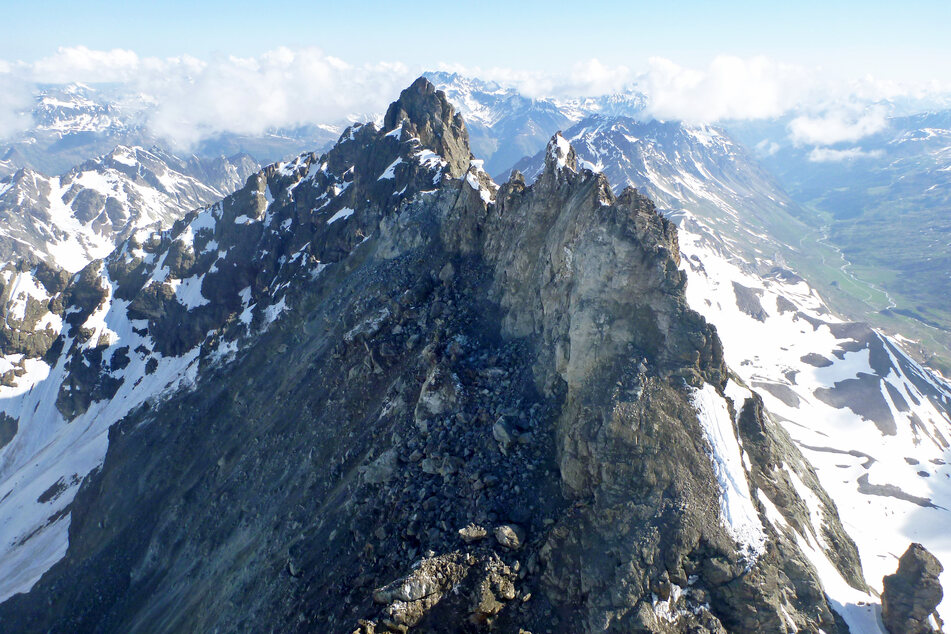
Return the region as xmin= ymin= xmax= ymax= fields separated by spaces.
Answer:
xmin=511 ymin=110 xmax=951 ymax=629
xmin=0 ymin=79 xmax=864 ymax=633
xmin=383 ymin=77 xmax=473 ymax=178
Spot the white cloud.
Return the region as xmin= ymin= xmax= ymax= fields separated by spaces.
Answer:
xmin=139 ymin=49 xmax=414 ymax=148
xmin=639 ymin=55 xmax=809 ymax=123
xmin=1 ymin=47 xmax=950 ymax=150
xmin=0 ymin=47 xmax=416 ymax=148
xmin=0 ymin=72 xmax=33 ymax=140
xmin=30 ymin=46 xmax=141 ymax=83
xmin=755 ymin=139 xmax=781 ymax=156
xmin=789 ymin=106 xmax=888 ymax=146
xmin=807 ymin=147 xmax=884 ymax=162
xmin=560 ymin=59 xmax=634 ymax=97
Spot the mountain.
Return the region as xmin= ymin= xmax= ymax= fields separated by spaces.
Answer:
xmin=422 ymin=71 xmax=577 ymax=177
xmin=0 ymin=83 xmax=155 ymax=178
xmin=727 ymin=111 xmax=951 ymax=375
xmin=0 ymin=83 xmax=340 ymax=178
xmin=424 ymin=71 xmax=646 ymax=177
xmin=0 ymin=145 xmax=258 ymax=271
xmin=516 ymin=119 xmax=951 ymax=627
xmin=0 ymin=78 xmax=877 ymax=632
xmin=427 ymin=73 xmax=951 ymax=377
xmin=510 ymin=117 xmax=816 ymax=264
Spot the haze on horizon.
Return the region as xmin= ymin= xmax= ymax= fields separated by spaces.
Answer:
xmin=2 ymin=0 xmax=949 ymax=149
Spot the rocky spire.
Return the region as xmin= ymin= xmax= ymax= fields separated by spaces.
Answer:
xmin=382 ymin=77 xmax=472 ymax=178
xmin=542 ymin=131 xmax=577 ymax=174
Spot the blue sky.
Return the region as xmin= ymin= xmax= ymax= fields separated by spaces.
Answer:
xmin=3 ymin=0 xmax=950 ymax=84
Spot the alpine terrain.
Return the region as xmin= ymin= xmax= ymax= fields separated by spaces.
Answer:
xmin=513 ymin=115 xmax=951 ymax=630
xmin=0 ymin=145 xmax=258 ymax=271
xmin=0 ymin=82 xmax=339 ymax=178
xmin=727 ymin=111 xmax=951 ymax=375
xmin=0 ymin=77 xmax=930 ymax=633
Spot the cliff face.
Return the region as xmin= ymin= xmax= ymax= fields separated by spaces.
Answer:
xmin=0 ymin=79 xmax=863 ymax=633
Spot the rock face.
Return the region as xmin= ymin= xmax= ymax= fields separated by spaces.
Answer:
xmin=882 ymin=543 xmax=945 ymax=633
xmin=509 ymin=106 xmax=951 ymax=624
xmin=0 ymin=79 xmax=866 ymax=632
xmin=383 ymin=77 xmax=473 ymax=178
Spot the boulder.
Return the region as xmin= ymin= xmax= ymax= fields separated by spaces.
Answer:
xmin=882 ymin=543 xmax=945 ymax=634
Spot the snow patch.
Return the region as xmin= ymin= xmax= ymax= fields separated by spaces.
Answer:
xmin=174 ymin=274 xmax=209 ymax=310
xmin=326 ymin=207 xmax=355 ymax=225
xmin=378 ymin=157 xmax=403 ymax=180
xmin=691 ymin=383 xmax=766 ymax=559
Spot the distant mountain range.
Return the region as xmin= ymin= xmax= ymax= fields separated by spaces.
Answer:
xmin=0 ymin=145 xmax=257 ymax=271
xmin=0 ymin=83 xmax=343 ymax=179
xmin=422 ymin=71 xmax=646 ymax=176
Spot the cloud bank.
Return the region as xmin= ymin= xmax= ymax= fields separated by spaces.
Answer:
xmin=0 ymin=46 xmax=416 ymax=149
xmin=640 ymin=56 xmax=808 ymax=123
xmin=0 ymin=68 xmax=34 ymax=139
xmin=789 ymin=106 xmax=889 ymax=146
xmin=808 ymin=147 xmax=885 ymax=162
xmin=0 ymin=47 xmax=948 ymax=150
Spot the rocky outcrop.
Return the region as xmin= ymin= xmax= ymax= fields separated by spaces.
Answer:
xmin=736 ymin=392 xmax=866 ymax=591
xmin=0 ymin=79 xmax=862 ymax=633
xmin=383 ymin=77 xmax=473 ymax=178
xmin=882 ymin=543 xmax=945 ymax=633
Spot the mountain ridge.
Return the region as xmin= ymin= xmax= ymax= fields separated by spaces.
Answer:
xmin=0 ymin=77 xmax=868 ymax=633
xmin=515 ymin=118 xmax=951 ymax=628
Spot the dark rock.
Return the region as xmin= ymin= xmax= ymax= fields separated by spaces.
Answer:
xmin=732 ymin=281 xmax=768 ymax=322
xmin=882 ymin=543 xmax=945 ymax=634
xmin=0 ymin=412 xmax=17 ymax=450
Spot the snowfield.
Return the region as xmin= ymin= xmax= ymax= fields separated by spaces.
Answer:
xmin=679 ymin=218 xmax=951 ymax=628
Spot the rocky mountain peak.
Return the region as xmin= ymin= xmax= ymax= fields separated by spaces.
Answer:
xmin=543 ymin=131 xmax=577 ymax=174
xmin=383 ymin=76 xmax=472 ymax=178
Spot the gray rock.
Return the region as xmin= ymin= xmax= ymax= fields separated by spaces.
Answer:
xmin=494 ymin=524 xmax=525 ymax=550
xmin=458 ymin=524 xmax=487 ymax=543
xmin=882 ymin=543 xmax=945 ymax=634
xmin=360 ymin=449 xmax=399 ymax=484
xmin=438 ymin=262 xmax=455 ymax=284
xmin=492 ymin=418 xmax=514 ymax=450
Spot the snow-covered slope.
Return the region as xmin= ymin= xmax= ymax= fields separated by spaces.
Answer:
xmin=32 ymin=83 xmax=138 ymax=136
xmin=679 ymin=220 xmax=951 ymax=624
xmin=518 ymin=127 xmax=951 ymax=627
xmin=728 ymin=110 xmax=951 ymax=375
xmin=425 ymin=72 xmax=646 ymax=177
xmin=0 ymin=145 xmax=257 ymax=271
